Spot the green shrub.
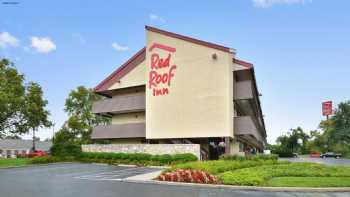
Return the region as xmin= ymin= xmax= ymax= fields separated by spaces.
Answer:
xmin=172 ymin=153 xmax=198 ymax=163
xmin=171 ymin=159 xmax=284 ymax=175
xmin=77 ymin=152 xmax=197 ymax=166
xmin=276 ymin=151 xmax=294 ymax=158
xmin=30 ymin=156 xmax=75 ymax=164
xmin=219 ymin=154 xmax=278 ymax=161
xmin=51 ymin=143 xmax=81 ymax=157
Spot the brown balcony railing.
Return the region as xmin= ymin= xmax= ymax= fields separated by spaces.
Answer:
xmin=91 ymin=123 xmax=146 ymax=139
xmin=234 ymin=80 xmax=254 ymax=100
xmin=92 ymin=94 xmax=145 ymax=115
xmin=234 ymin=116 xmax=263 ymax=143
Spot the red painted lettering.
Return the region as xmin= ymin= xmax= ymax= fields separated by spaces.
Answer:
xmin=151 ymin=53 xmax=159 ymax=69
xmin=148 ymin=71 xmax=158 ymax=89
xmin=168 ymin=65 xmax=176 ymax=86
xmin=153 ymin=88 xmax=169 ymax=96
xmin=151 ymin=53 xmax=171 ymax=70
xmin=148 ymin=43 xmax=177 ymax=96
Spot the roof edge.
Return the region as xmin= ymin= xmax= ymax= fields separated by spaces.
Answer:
xmin=94 ymin=47 xmax=146 ymax=93
xmin=233 ymin=58 xmax=253 ymax=69
xmin=145 ymin=26 xmax=234 ymax=54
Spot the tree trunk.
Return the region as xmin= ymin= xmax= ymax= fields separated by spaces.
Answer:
xmin=32 ymin=128 xmax=36 ymax=152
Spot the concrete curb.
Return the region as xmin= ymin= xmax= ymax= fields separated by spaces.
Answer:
xmin=123 ymin=179 xmax=350 ymax=192
xmin=125 ymin=170 xmax=163 ymax=181
xmin=117 ymin=164 xmax=138 ymax=167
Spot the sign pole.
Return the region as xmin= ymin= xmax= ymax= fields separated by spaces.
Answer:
xmin=322 ymin=101 xmax=332 ymax=152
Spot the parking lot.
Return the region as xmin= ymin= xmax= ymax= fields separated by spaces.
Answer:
xmin=280 ymin=157 xmax=350 ymax=166
xmin=1 ymin=163 xmax=350 ymax=197
xmin=0 ymin=163 xmax=162 ymax=197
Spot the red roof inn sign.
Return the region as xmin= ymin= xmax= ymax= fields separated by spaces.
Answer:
xmin=322 ymin=101 xmax=332 ymax=116
xmin=148 ymin=43 xmax=177 ymax=96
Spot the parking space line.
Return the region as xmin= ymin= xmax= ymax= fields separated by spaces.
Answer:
xmin=73 ymin=167 xmax=139 ymax=179
xmin=73 ymin=167 xmax=158 ymax=181
xmin=76 ymin=167 xmax=138 ymax=176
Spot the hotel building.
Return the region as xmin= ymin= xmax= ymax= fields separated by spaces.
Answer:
xmin=91 ymin=26 xmax=266 ymax=159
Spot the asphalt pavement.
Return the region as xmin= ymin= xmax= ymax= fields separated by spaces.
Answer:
xmin=0 ymin=163 xmax=349 ymax=197
xmin=280 ymin=156 xmax=350 ymax=166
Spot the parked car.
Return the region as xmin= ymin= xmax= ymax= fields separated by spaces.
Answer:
xmin=310 ymin=151 xmax=321 ymax=158
xmin=320 ymin=152 xmax=342 ymax=159
xmin=28 ymin=150 xmax=48 ymax=158
xmin=292 ymin=153 xmax=298 ymax=158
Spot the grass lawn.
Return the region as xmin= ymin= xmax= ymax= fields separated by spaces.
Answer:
xmin=170 ymin=159 xmax=350 ymax=187
xmin=170 ymin=159 xmax=284 ymax=174
xmin=267 ymin=177 xmax=350 ymax=187
xmin=0 ymin=158 xmax=31 ymax=168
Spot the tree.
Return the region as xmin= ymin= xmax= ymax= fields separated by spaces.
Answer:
xmin=327 ymin=101 xmax=350 ymax=155
xmin=23 ymin=82 xmax=52 ymax=150
xmin=329 ymin=102 xmax=350 ymax=143
xmin=0 ymin=58 xmax=52 ymax=143
xmin=274 ymin=127 xmax=310 ymax=155
xmin=51 ymin=86 xmax=110 ymax=156
xmin=307 ymin=130 xmax=328 ymax=152
xmin=54 ymin=86 xmax=109 ymax=144
xmin=0 ymin=59 xmax=27 ymax=137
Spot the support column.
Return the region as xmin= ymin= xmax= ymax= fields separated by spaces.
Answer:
xmin=225 ymin=137 xmax=230 ymax=154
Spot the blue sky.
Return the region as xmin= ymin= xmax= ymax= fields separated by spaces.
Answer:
xmin=1 ymin=0 xmax=349 ymax=143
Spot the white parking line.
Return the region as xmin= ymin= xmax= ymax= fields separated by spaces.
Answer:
xmin=74 ymin=167 xmax=139 ymax=179
xmin=73 ymin=167 xmax=157 ymax=181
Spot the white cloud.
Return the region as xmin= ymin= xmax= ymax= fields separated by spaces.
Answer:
xmin=30 ymin=36 xmax=56 ymax=53
xmin=253 ymin=0 xmax=310 ymax=8
xmin=0 ymin=32 xmax=19 ymax=49
xmin=149 ymin=13 xmax=166 ymax=23
xmin=112 ymin=42 xmax=129 ymax=52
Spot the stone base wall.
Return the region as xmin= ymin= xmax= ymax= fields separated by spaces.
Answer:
xmin=81 ymin=144 xmax=200 ymax=159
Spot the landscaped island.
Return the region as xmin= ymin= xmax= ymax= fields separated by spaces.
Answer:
xmin=2 ymin=153 xmax=350 ymax=187
xmin=157 ymin=155 xmax=350 ymax=187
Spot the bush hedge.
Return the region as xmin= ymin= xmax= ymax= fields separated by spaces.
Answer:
xmin=29 ymin=152 xmax=197 ymax=166
xmin=30 ymin=156 xmax=75 ymax=164
xmin=50 ymin=143 xmax=81 ymax=157
xmin=77 ymin=152 xmax=197 ymax=166
xmin=171 ymin=159 xmax=285 ymax=175
xmin=275 ymin=151 xmax=295 ymax=158
xmin=219 ymin=154 xmax=278 ymax=161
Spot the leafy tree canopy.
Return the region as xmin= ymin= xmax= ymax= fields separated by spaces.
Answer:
xmin=53 ymin=86 xmax=110 ymax=145
xmin=273 ymin=101 xmax=350 ymax=156
xmin=0 ymin=58 xmax=52 ymax=139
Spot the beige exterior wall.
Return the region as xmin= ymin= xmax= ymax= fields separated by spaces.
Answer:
xmin=110 ymin=91 xmax=144 ymax=98
xmin=108 ymin=60 xmax=146 ymax=90
xmin=230 ymin=140 xmax=245 ymax=156
xmin=233 ymin=63 xmax=249 ymax=71
xmin=111 ymin=112 xmax=145 ymax=124
xmin=145 ymin=30 xmax=234 ymax=139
